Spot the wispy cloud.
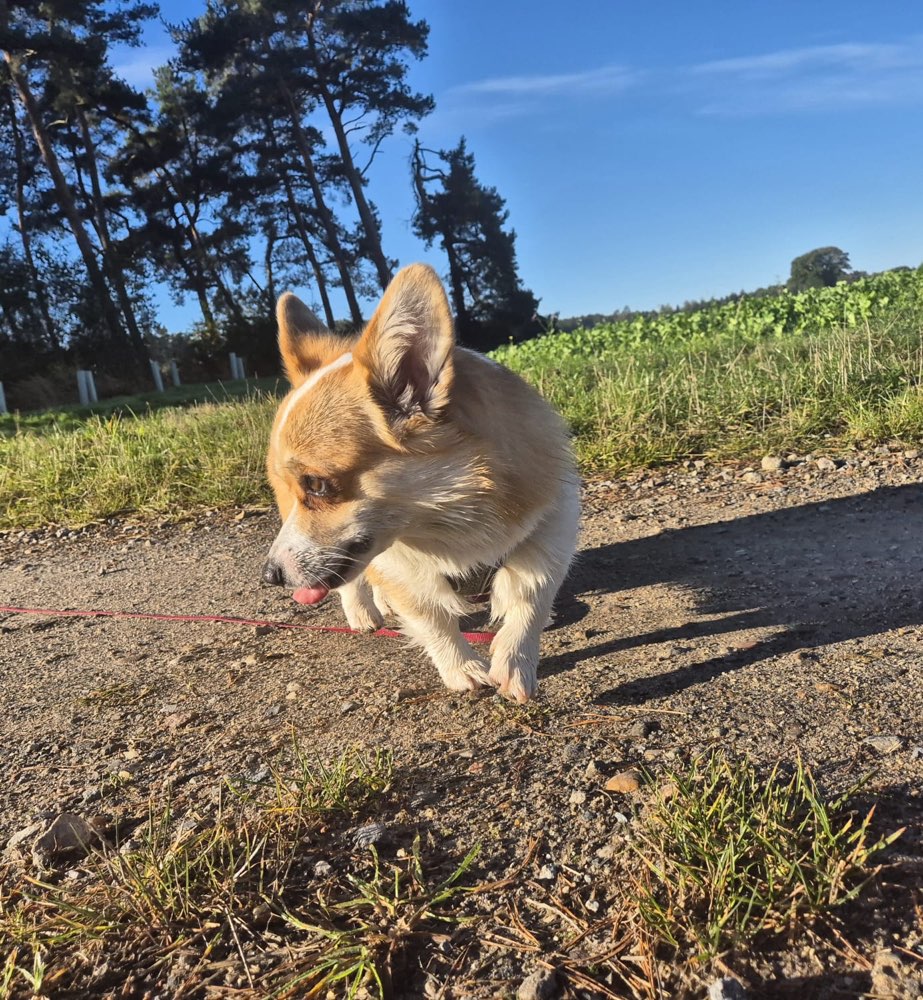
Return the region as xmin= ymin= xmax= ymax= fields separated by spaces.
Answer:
xmin=450 ymin=64 xmax=639 ymax=101
xmin=692 ymin=41 xmax=916 ymax=78
xmin=687 ymin=37 xmax=923 ymax=115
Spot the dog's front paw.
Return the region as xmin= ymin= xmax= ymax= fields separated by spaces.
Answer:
xmin=489 ymin=656 xmax=537 ymax=704
xmin=340 ymin=589 xmax=384 ymax=632
xmin=438 ymin=660 xmax=496 ymax=694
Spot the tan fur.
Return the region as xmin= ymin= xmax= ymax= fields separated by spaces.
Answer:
xmin=264 ymin=263 xmax=580 ymax=702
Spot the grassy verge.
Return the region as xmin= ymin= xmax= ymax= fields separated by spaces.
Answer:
xmin=0 ymin=377 xmax=284 ymax=438
xmin=496 ymin=317 xmax=923 ymax=472
xmin=0 ymin=751 xmax=899 ymax=998
xmin=0 ymin=395 xmax=278 ymax=528
xmin=3 ymin=315 xmax=923 ymax=530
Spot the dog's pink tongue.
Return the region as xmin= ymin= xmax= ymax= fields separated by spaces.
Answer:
xmin=292 ymin=586 xmax=329 ymax=605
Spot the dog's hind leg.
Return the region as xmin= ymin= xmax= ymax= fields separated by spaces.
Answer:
xmin=339 ymin=574 xmax=384 ymax=633
xmin=488 ymin=484 xmax=580 ymax=702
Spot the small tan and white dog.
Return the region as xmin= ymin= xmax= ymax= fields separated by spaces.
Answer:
xmin=261 ymin=263 xmax=579 ymax=703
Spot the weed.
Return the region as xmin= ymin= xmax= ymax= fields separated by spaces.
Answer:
xmin=276 ymin=838 xmax=479 ymax=997
xmin=483 ymin=753 xmax=902 ymax=999
xmin=631 ymin=752 xmax=904 ymax=963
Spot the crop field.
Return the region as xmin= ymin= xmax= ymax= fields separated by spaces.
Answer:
xmin=1 ymin=267 xmax=922 ymax=530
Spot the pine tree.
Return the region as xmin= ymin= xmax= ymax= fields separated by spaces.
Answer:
xmin=412 ymin=138 xmax=539 ymax=350
xmin=302 ymin=0 xmax=433 ymax=290
xmin=1 ymin=0 xmax=158 ymax=369
xmin=174 ymin=1 xmax=368 ymax=326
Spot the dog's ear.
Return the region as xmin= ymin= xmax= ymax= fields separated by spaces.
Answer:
xmin=276 ymin=292 xmax=331 ymax=386
xmin=354 ymin=264 xmax=454 ymax=429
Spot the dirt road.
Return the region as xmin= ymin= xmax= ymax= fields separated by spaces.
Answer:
xmin=2 ymin=448 xmax=922 ymax=996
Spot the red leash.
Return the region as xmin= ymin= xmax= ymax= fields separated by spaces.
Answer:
xmin=0 ymin=604 xmax=496 ymax=645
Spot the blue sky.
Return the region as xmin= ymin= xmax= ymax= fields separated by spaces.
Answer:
xmin=115 ymin=0 xmax=923 ymax=330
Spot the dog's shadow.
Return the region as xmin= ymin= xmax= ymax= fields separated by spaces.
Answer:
xmin=543 ymin=482 xmax=923 ymax=703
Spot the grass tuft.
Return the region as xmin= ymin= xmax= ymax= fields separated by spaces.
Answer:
xmin=0 ymin=746 xmax=481 ymax=999
xmin=631 ymin=752 xmax=904 ymax=964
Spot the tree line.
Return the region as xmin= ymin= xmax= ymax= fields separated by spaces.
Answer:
xmin=0 ymin=0 xmax=539 ymax=408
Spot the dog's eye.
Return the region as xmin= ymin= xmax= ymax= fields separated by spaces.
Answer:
xmin=301 ymin=475 xmax=332 ymax=498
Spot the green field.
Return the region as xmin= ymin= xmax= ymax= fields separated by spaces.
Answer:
xmin=2 ymin=267 xmax=922 ymax=530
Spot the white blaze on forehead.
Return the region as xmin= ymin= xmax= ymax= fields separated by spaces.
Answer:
xmin=276 ymin=351 xmax=353 ymax=439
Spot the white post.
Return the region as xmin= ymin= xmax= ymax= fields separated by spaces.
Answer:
xmin=150 ymin=360 xmax=164 ymax=392
xmin=237 ymin=355 xmax=246 ymax=380
xmin=0 ymin=381 xmax=6 ymax=414
xmin=230 ymin=352 xmax=239 ymax=379
xmin=77 ymin=370 xmax=89 ymax=406
xmin=169 ymin=360 xmax=180 ymax=387
xmin=86 ymin=370 xmax=98 ymax=403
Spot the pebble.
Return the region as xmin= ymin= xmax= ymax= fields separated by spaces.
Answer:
xmin=30 ymin=813 xmax=102 ymax=870
xmin=517 ymin=968 xmax=559 ymax=1000
xmin=741 ymin=471 xmax=762 ymax=484
xmin=815 ymin=457 xmax=837 ymax=472
xmin=869 ymin=949 xmax=922 ymax=998
xmin=352 ymin=822 xmax=387 ymax=848
xmin=537 ymin=863 xmax=557 ymax=881
xmin=626 ymin=718 xmax=659 ymax=739
xmin=863 ymin=735 xmax=904 ymax=755
xmin=605 ymin=770 xmax=641 ymax=794
xmin=340 ymin=701 xmax=359 ymax=715
xmin=707 ymin=978 xmax=748 ymax=1000
xmin=313 ymin=859 xmax=333 ymax=878
xmin=760 ymin=455 xmax=784 ymax=472
xmin=569 ymin=790 xmax=587 ymax=806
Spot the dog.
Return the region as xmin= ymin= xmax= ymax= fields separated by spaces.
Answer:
xmin=261 ymin=263 xmax=579 ymax=703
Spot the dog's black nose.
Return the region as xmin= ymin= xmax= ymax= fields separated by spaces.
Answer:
xmin=261 ymin=560 xmax=284 ymax=586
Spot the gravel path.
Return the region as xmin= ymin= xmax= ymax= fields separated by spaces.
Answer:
xmin=2 ymin=447 xmax=922 ymax=997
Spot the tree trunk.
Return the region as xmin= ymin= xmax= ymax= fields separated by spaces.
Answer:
xmin=303 ymin=12 xmax=391 ymax=291
xmin=265 ymin=118 xmax=336 ymax=328
xmin=442 ymin=237 xmax=470 ymax=336
xmin=315 ymin=81 xmax=392 ymax=290
xmin=410 ymin=144 xmax=469 ymax=332
xmin=2 ymin=51 xmax=133 ymax=361
xmin=3 ymin=83 xmax=57 ymax=348
xmin=75 ymin=106 xmax=149 ymax=365
xmin=276 ymin=78 xmax=364 ymax=326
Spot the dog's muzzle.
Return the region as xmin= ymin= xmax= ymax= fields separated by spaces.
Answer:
xmin=260 ymin=534 xmax=374 ymax=590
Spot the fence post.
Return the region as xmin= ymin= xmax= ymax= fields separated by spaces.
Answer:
xmin=230 ymin=352 xmax=239 ymax=380
xmin=86 ymin=370 xmax=98 ymax=403
xmin=237 ymin=355 xmax=246 ymax=380
xmin=0 ymin=381 xmax=6 ymax=414
xmin=77 ymin=370 xmax=89 ymax=406
xmin=150 ymin=360 xmax=164 ymax=393
xmin=169 ymin=360 xmax=181 ymax=387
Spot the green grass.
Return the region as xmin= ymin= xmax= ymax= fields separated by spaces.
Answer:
xmin=0 ymin=746 xmax=481 ymax=999
xmin=0 ymin=751 xmax=901 ymax=999
xmin=497 ymin=318 xmax=923 ymax=473
xmin=0 ymin=394 xmax=279 ymax=528
xmin=2 ymin=294 xmax=923 ymax=529
xmin=632 ymin=753 xmax=903 ymax=964
xmin=0 ymin=376 xmax=284 ymax=438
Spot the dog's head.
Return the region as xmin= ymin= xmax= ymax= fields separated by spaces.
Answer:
xmin=262 ymin=264 xmax=457 ymax=604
